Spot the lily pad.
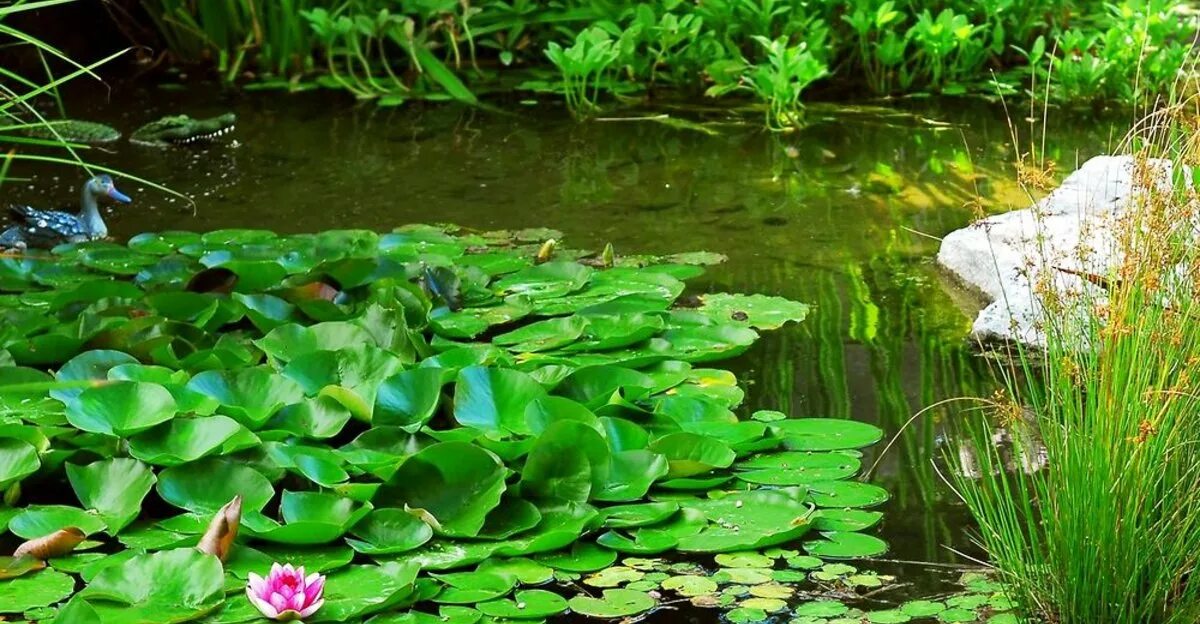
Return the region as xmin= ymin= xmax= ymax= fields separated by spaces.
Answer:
xmin=697 ymin=293 xmax=810 ymax=330
xmin=156 ymin=458 xmax=274 ymax=514
xmin=567 ymin=588 xmax=656 ymax=618
xmin=477 ymin=589 xmax=568 ymax=618
xmin=347 ymin=507 xmax=435 ymax=555
xmin=375 ymin=441 xmax=507 ymax=538
xmin=0 ymin=569 xmax=75 ymax=613
xmin=66 ymin=458 xmax=155 ymax=533
xmin=773 ymin=419 xmax=884 ymax=451
xmin=9 ymin=505 xmax=107 ymax=538
xmin=65 ymin=381 xmax=177 ymax=437
xmin=78 ymin=548 xmax=224 ymax=624
xmin=803 ymin=532 xmax=889 ymax=559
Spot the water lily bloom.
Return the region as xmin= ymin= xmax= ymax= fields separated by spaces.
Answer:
xmin=247 ymin=563 xmax=325 ymax=621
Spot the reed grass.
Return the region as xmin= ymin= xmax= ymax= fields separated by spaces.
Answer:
xmin=951 ymin=80 xmax=1200 ymax=623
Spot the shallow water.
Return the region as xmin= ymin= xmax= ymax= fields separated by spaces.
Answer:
xmin=17 ymin=83 xmax=1123 ymax=608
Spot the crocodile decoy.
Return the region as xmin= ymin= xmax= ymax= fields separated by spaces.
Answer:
xmin=0 ymin=175 xmax=131 ymax=250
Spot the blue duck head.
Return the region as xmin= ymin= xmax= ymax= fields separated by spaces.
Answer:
xmin=87 ymin=175 xmax=131 ymax=204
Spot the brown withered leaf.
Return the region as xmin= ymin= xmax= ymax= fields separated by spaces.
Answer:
xmin=12 ymin=527 xmax=86 ymax=560
xmin=196 ymin=495 xmax=242 ymax=563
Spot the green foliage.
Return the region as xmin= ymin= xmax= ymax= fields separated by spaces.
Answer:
xmin=0 ymin=223 xmax=915 ymax=622
xmin=129 ymin=0 xmax=1194 ymax=126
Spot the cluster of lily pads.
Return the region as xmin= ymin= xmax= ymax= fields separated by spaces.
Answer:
xmin=0 ymin=224 xmax=951 ymax=623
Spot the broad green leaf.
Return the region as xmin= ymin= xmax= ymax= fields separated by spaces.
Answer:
xmin=66 ymin=458 xmax=155 ymax=532
xmin=157 ymin=459 xmax=274 ymax=514
xmin=453 ymin=366 xmax=546 ymax=434
xmin=66 ymin=382 xmax=177 ymax=437
xmin=79 ymin=548 xmax=225 ymax=623
xmin=375 ymin=441 xmax=507 ymax=538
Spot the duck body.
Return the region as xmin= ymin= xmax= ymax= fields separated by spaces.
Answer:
xmin=0 ymin=175 xmax=131 ymax=250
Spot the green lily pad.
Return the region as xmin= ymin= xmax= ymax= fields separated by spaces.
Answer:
xmin=375 ymin=441 xmax=507 ymax=538
xmin=867 ymin=610 xmax=913 ymax=623
xmin=0 ymin=437 xmax=40 ymax=486
xmin=648 ymin=432 xmax=735 ymax=479
xmin=453 ymin=366 xmax=547 ymax=435
xmin=568 ymin=588 xmax=656 ymax=618
xmin=803 ymin=532 xmax=888 ymax=559
xmin=477 ymin=589 xmax=568 ymax=618
xmin=310 ymin=562 xmax=421 ymax=622
xmin=66 ymin=458 xmax=155 ymax=533
xmin=66 ymin=381 xmax=177 ymax=437
xmin=696 ymin=293 xmax=810 ymax=330
xmin=78 ymin=548 xmax=225 ymax=624
xmin=347 ymin=507 xmax=435 ymax=555
xmin=937 ymin=608 xmax=979 ymax=623
xmin=773 ymin=419 xmax=884 ymax=451
xmin=807 ymin=481 xmax=890 ymax=508
xmin=9 ymin=504 xmax=107 ymax=538
xmin=900 ymin=600 xmax=946 ymax=617
xmin=661 ymin=575 xmax=718 ymax=597
xmin=127 ymin=415 xmax=252 ymax=466
xmin=432 ymin=570 xmax=518 ymax=604
xmin=601 ymin=502 xmax=678 ymax=528
xmin=535 ymin=542 xmax=618 ymax=573
xmin=794 ymin=600 xmax=850 ymax=617
xmin=0 ymin=569 xmax=75 ymax=613
xmin=186 ymin=367 xmax=305 ymax=429
xmin=156 ymin=458 xmax=274 ymax=514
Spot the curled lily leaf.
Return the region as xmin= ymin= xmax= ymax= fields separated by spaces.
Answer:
xmin=602 ymin=242 xmax=615 ymax=268
xmin=197 ymin=495 xmax=242 ymax=562
xmin=536 ymin=239 xmax=557 ymax=264
xmin=12 ymin=527 xmax=86 ymax=559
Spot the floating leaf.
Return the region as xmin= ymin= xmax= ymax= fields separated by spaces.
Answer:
xmin=347 ymin=508 xmax=434 ymax=555
xmin=78 ymin=548 xmax=224 ymax=623
xmin=568 ymin=588 xmax=656 ymax=618
xmin=10 ymin=505 xmax=106 ymax=539
xmin=157 ymin=459 xmax=274 ymax=514
xmin=66 ymin=382 xmax=177 ymax=437
xmin=375 ymin=441 xmax=506 ymax=538
xmin=66 ymin=458 xmax=156 ymax=532
xmin=0 ymin=568 xmax=75 ymax=612
xmin=803 ymin=532 xmax=888 ymax=559
xmin=477 ymin=589 xmax=568 ymax=618
xmin=774 ymin=419 xmax=884 ymax=451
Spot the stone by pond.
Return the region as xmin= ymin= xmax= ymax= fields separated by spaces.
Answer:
xmin=937 ymin=155 xmax=1182 ymax=348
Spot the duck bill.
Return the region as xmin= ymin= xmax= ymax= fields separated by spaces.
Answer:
xmin=107 ymin=187 xmax=132 ymax=203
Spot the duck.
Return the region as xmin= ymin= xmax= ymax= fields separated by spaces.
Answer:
xmin=0 ymin=175 xmax=131 ymax=250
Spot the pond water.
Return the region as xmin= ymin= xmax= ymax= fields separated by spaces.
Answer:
xmin=16 ymin=83 xmax=1121 ymax=612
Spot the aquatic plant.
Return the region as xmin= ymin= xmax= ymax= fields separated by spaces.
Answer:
xmin=0 ymin=224 xmax=937 ymax=623
xmin=119 ymin=0 xmax=1195 ymax=122
xmin=952 ymin=93 xmax=1200 ymax=622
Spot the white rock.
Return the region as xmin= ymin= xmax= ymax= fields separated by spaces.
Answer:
xmin=936 ymin=155 xmax=1178 ymax=347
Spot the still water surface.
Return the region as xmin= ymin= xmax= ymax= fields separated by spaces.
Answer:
xmin=19 ymin=83 xmax=1123 ymax=606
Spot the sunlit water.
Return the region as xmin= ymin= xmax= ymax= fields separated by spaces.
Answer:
xmin=17 ymin=81 xmax=1124 ymax=606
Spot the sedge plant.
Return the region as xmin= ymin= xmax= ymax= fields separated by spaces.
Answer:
xmin=951 ymin=86 xmax=1200 ymax=623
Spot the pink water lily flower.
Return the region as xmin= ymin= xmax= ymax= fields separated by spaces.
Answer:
xmin=247 ymin=563 xmax=325 ymax=621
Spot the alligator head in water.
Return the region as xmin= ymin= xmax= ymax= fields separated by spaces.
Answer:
xmin=129 ymin=113 xmax=237 ymax=146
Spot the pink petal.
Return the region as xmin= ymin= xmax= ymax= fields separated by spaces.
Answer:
xmin=298 ymin=598 xmax=324 ymax=618
xmin=248 ymin=573 xmax=268 ymax=598
xmin=290 ymin=591 xmax=305 ymax=612
xmin=270 ymin=592 xmax=289 ymax=613
xmin=246 ymin=588 xmax=279 ymax=618
xmin=295 ymin=566 xmax=306 ymax=581
xmin=305 ymin=575 xmax=325 ymax=601
xmin=279 ymin=585 xmax=295 ymax=602
xmin=269 ymin=562 xmax=283 ymax=581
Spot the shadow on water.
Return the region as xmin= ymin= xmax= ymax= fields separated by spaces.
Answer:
xmin=14 ymin=81 xmax=1126 ymax=604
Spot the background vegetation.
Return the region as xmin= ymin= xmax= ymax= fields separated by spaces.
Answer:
xmin=119 ymin=0 xmax=1194 ymax=127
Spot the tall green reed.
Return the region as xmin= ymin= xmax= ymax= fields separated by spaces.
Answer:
xmin=951 ymin=86 xmax=1200 ymax=623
